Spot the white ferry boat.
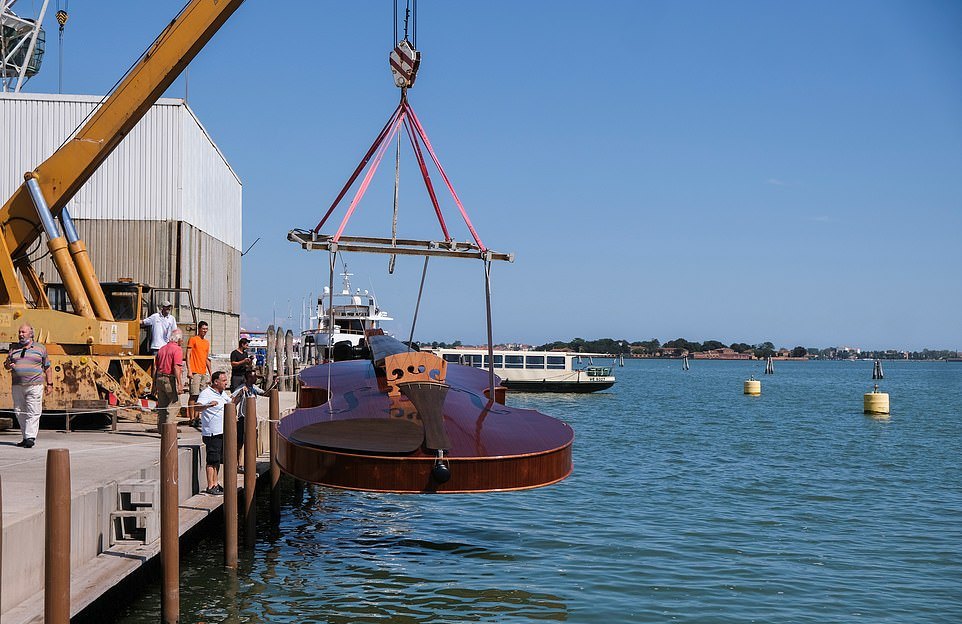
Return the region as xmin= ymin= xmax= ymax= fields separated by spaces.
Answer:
xmin=430 ymin=348 xmax=616 ymax=393
xmin=300 ymin=268 xmax=393 ymax=364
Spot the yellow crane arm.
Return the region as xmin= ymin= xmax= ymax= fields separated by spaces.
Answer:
xmin=0 ymin=0 xmax=246 ymax=306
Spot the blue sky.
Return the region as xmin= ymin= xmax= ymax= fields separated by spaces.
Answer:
xmin=16 ymin=1 xmax=962 ymax=350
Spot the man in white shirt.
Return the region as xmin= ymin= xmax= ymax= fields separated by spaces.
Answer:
xmin=196 ymin=371 xmax=238 ymax=495
xmin=141 ymin=300 xmax=177 ymax=355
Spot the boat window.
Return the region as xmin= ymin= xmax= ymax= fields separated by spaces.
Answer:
xmin=586 ymin=366 xmax=612 ymax=376
xmin=483 ymin=355 xmax=503 ymax=367
xmin=525 ymin=356 xmax=545 ymax=369
xmin=546 ymin=356 xmax=566 ymax=370
xmin=468 ymin=354 xmax=484 ymax=368
xmin=442 ymin=354 xmax=461 ymax=363
xmin=504 ymin=355 xmax=524 ymax=369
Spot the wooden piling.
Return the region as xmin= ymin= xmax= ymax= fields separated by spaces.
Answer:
xmin=160 ymin=422 xmax=179 ymax=624
xmin=265 ymin=325 xmax=275 ymax=387
xmin=269 ymin=388 xmax=281 ymax=523
xmin=244 ymin=396 xmax=257 ymax=546
xmin=274 ymin=326 xmax=285 ymax=391
xmin=223 ymin=402 xmax=238 ymax=569
xmin=44 ymin=449 xmax=70 ymax=624
xmin=284 ymin=330 xmax=294 ymax=391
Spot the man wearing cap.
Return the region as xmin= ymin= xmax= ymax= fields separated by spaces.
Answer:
xmin=142 ymin=300 xmax=177 ymax=355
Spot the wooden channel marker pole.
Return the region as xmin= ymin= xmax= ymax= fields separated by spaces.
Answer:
xmin=244 ymin=396 xmax=258 ymax=546
xmin=160 ymin=422 xmax=179 ymax=624
xmin=269 ymin=388 xmax=281 ymax=523
xmin=223 ymin=402 xmax=239 ymax=568
xmin=45 ymin=449 xmax=70 ymax=624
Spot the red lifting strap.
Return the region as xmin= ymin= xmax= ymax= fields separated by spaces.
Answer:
xmin=312 ymin=98 xmax=487 ymax=254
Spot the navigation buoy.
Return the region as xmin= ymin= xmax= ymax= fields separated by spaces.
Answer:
xmin=744 ymin=376 xmax=761 ymax=395
xmin=863 ymin=384 xmax=889 ymax=415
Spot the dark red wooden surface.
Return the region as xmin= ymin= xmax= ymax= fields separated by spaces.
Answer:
xmin=277 ymin=358 xmax=574 ymax=493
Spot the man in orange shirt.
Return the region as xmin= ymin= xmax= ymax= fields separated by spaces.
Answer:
xmin=186 ymin=320 xmax=212 ymax=428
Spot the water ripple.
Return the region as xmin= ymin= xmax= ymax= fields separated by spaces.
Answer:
xmin=104 ymin=361 xmax=962 ymax=623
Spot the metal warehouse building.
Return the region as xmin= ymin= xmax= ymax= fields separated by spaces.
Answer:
xmin=0 ymin=92 xmax=241 ymax=354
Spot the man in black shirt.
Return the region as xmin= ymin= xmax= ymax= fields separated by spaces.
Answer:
xmin=229 ymin=337 xmax=253 ymax=391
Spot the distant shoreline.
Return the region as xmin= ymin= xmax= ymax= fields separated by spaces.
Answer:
xmin=629 ymin=355 xmax=809 ymax=361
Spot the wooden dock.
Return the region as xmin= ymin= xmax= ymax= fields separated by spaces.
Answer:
xmin=0 ymin=391 xmax=296 ymax=623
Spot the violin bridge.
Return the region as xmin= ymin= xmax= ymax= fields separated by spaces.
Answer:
xmin=382 ymin=351 xmax=447 ymax=397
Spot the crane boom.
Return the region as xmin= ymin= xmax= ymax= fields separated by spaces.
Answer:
xmin=0 ymin=0 xmax=245 ymax=305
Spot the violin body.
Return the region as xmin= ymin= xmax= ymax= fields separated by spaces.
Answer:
xmin=276 ymin=334 xmax=574 ymax=493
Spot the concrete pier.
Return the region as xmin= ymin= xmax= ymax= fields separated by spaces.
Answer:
xmin=0 ymin=391 xmax=297 ymax=623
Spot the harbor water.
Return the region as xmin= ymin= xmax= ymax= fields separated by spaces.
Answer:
xmin=106 ymin=360 xmax=961 ymax=623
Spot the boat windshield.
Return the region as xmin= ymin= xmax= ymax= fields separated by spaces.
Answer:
xmin=585 ymin=366 xmax=612 ymax=376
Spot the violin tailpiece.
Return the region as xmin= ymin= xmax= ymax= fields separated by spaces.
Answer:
xmin=400 ymin=381 xmax=451 ymax=451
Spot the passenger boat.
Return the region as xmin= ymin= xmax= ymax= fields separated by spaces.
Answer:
xmin=430 ymin=348 xmax=616 ymax=393
xmin=300 ymin=267 xmax=393 ymax=364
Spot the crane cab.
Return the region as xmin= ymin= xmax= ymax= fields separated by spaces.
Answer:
xmin=45 ymin=280 xmax=197 ymax=355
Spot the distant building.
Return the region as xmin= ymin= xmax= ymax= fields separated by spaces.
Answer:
xmin=656 ymin=347 xmax=689 ymax=358
xmin=692 ymin=348 xmax=753 ymax=360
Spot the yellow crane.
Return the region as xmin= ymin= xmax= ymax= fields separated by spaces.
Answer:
xmin=0 ymin=0 xmax=245 ymax=414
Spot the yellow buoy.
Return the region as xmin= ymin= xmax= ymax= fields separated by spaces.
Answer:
xmin=744 ymin=377 xmax=761 ymax=395
xmin=864 ymin=384 xmax=890 ymax=415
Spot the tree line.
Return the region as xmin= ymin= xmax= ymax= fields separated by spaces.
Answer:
xmin=535 ymin=338 xmax=792 ymax=359
xmin=417 ymin=338 xmax=958 ymax=360
xmin=532 ymin=338 xmax=959 ymax=360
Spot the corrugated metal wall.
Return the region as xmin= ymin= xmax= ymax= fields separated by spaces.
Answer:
xmin=180 ymin=107 xmax=242 ymax=250
xmin=29 ymin=218 xmax=240 ymax=313
xmin=30 ymin=219 xmax=240 ymax=350
xmin=0 ymin=92 xmax=242 ymax=250
xmin=1 ymin=93 xmax=243 ymax=349
xmin=196 ymin=308 xmax=240 ymax=356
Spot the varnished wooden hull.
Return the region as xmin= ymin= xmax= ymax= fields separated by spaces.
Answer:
xmin=276 ymin=438 xmax=573 ymax=493
xmin=277 ymin=359 xmax=574 ymax=493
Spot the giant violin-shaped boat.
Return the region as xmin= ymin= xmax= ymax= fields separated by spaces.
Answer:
xmin=276 ymin=331 xmax=574 ymax=493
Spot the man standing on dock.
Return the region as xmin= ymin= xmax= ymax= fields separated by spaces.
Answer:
xmin=231 ymin=370 xmax=278 ymax=473
xmin=153 ymin=330 xmax=184 ymax=426
xmin=229 ymin=337 xmax=254 ymax=391
xmin=186 ymin=320 xmax=212 ymax=428
xmin=142 ymin=300 xmax=177 ymax=355
xmin=4 ymin=323 xmax=53 ymax=448
xmin=197 ymin=371 xmax=235 ymax=495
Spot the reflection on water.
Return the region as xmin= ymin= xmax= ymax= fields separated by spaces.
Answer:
xmin=102 ymin=361 xmax=961 ymax=623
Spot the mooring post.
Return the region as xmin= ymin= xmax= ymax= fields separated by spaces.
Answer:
xmin=269 ymin=388 xmax=281 ymax=523
xmin=244 ymin=396 xmax=257 ymax=546
xmin=44 ymin=449 xmax=70 ymax=624
xmin=160 ymin=422 xmax=179 ymax=624
xmin=223 ymin=402 xmax=238 ymax=568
